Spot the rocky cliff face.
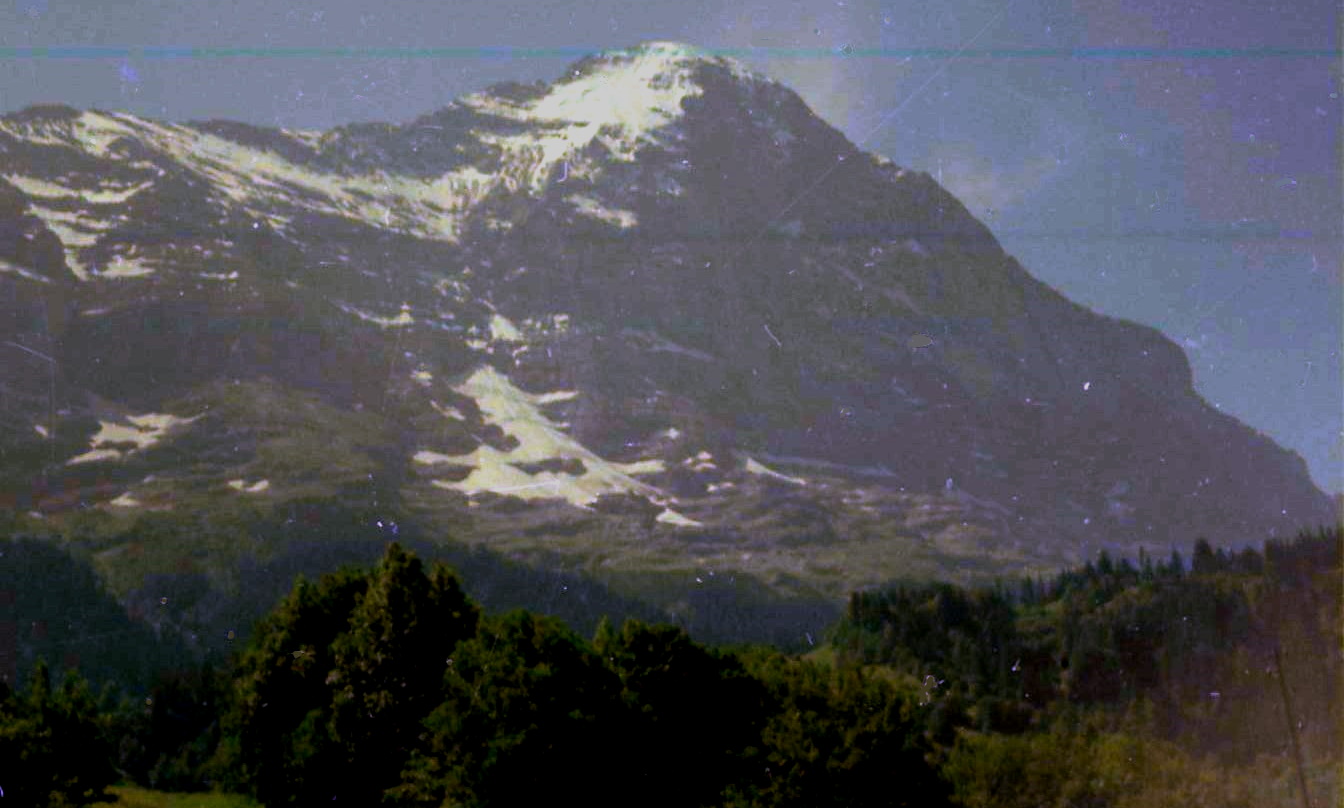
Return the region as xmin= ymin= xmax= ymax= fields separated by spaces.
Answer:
xmin=0 ymin=42 xmax=1334 ymax=601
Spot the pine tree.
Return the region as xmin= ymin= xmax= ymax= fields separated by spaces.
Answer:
xmin=326 ymin=543 xmax=480 ymax=805
xmin=1192 ymin=538 xmax=1217 ymax=575
xmin=1166 ymin=549 xmax=1185 ymax=579
xmin=1139 ymin=547 xmax=1155 ymax=582
xmin=214 ymin=565 xmax=371 ymax=805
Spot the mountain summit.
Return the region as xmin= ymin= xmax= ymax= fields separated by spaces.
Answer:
xmin=0 ymin=43 xmax=1335 ymax=611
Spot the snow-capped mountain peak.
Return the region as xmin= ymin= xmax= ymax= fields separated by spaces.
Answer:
xmin=0 ymin=42 xmax=1334 ymax=596
xmin=461 ymin=41 xmax=770 ymax=194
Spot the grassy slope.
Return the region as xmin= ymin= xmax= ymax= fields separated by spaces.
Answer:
xmin=93 ymin=785 xmax=258 ymax=808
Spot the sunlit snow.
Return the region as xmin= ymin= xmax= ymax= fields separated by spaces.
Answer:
xmin=0 ymin=259 xmax=50 ymax=283
xmin=66 ymin=449 xmax=123 ymax=465
xmin=565 ymin=195 xmax=638 ymax=228
xmin=533 ymin=389 xmax=578 ymax=405
xmin=2 ymin=172 xmax=153 ymax=204
xmin=98 ymin=253 xmax=156 ymax=278
xmin=67 ymin=413 xmax=198 ymax=464
xmin=461 ymin=42 xmax=727 ymax=194
xmin=413 ymin=450 xmax=459 ymax=465
xmin=613 ymin=459 xmax=666 ymax=475
xmin=488 ymin=313 xmax=524 ymax=342
xmin=428 ymin=365 xmax=665 ymax=507
xmin=61 ymin=112 xmax=469 ymax=243
xmin=628 ymin=330 xmax=717 ymax=362
xmin=430 ymin=401 xmax=466 ymax=421
xmin=15 ymin=204 xmax=116 ymax=280
xmin=2 ymin=48 xmax=771 ymax=253
xmin=339 ymin=302 xmax=415 ymax=328
xmin=683 ymin=451 xmax=717 ymax=472
xmin=744 ymin=457 xmax=808 ymax=486
xmin=227 ymin=479 xmax=271 ymax=493
xmin=656 ymin=508 xmax=702 ymax=528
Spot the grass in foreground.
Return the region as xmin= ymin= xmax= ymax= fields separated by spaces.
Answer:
xmin=93 ymin=784 xmax=259 ymax=808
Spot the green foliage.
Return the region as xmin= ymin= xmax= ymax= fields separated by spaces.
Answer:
xmin=0 ymin=659 xmax=121 ymax=807
xmin=6 ymin=523 xmax=1333 ymax=808
xmin=942 ymin=722 xmax=1259 ymax=808
xmin=831 ymin=525 xmax=1341 ymax=807
xmin=213 ymin=563 xmax=370 ymax=804
xmin=215 ymin=542 xmax=479 ymax=806
xmin=0 ymin=534 xmax=188 ymax=696
xmin=106 ymin=662 xmax=231 ymax=792
xmin=596 ymin=619 xmax=774 ymax=807
xmin=833 ymin=583 xmax=1020 ymax=701
xmin=91 ymin=784 xmax=259 ymax=808
xmin=726 ymin=655 xmax=951 ymax=807
xmin=390 ymin=609 xmax=623 ymax=808
xmin=324 ymin=545 xmax=480 ymax=805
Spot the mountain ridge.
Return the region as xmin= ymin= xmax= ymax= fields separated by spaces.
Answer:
xmin=0 ymin=41 xmax=1335 ymax=620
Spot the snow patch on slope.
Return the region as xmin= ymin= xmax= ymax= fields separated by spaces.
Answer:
xmin=752 ymin=451 xmax=898 ymax=479
xmin=227 ymin=479 xmax=271 ymax=493
xmin=14 ymin=203 xmax=116 ymax=280
xmin=431 ymin=401 xmax=466 ymax=421
xmin=744 ymin=457 xmax=808 ymax=486
xmin=0 ymin=259 xmax=51 ymax=283
xmin=339 ymin=302 xmax=415 ymax=328
xmin=656 ymin=508 xmax=702 ymax=528
xmin=97 ymin=253 xmax=155 ymax=278
xmin=489 ymin=313 xmax=524 ymax=341
xmin=67 ymin=413 xmax=198 ymax=464
xmin=683 ymin=451 xmax=717 ymax=472
xmin=3 ymin=173 xmax=153 ymax=204
xmin=566 ymin=195 xmax=638 ymax=228
xmin=414 ymin=450 xmax=461 ymax=466
xmin=428 ymin=365 xmax=664 ymax=507
xmin=65 ymin=112 xmax=471 ymax=243
xmin=1 ymin=168 xmax=156 ymax=281
xmin=613 ymin=459 xmax=666 ymax=475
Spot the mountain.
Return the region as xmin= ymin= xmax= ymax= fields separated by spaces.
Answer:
xmin=0 ymin=41 xmax=1336 ymax=633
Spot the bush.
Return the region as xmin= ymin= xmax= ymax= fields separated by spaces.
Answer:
xmin=0 ymin=659 xmax=120 ymax=807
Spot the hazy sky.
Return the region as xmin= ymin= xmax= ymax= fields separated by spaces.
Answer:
xmin=3 ymin=0 xmax=1340 ymax=494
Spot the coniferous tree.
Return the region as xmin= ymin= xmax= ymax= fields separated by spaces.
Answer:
xmin=213 ymin=564 xmax=371 ymax=805
xmin=1166 ymin=549 xmax=1185 ymax=579
xmin=325 ymin=544 xmax=480 ymax=805
xmin=1139 ymin=548 xmax=1155 ymax=582
xmin=1192 ymin=538 xmax=1218 ymax=575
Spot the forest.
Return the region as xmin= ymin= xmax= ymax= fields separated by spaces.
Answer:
xmin=0 ymin=523 xmax=1338 ymax=808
